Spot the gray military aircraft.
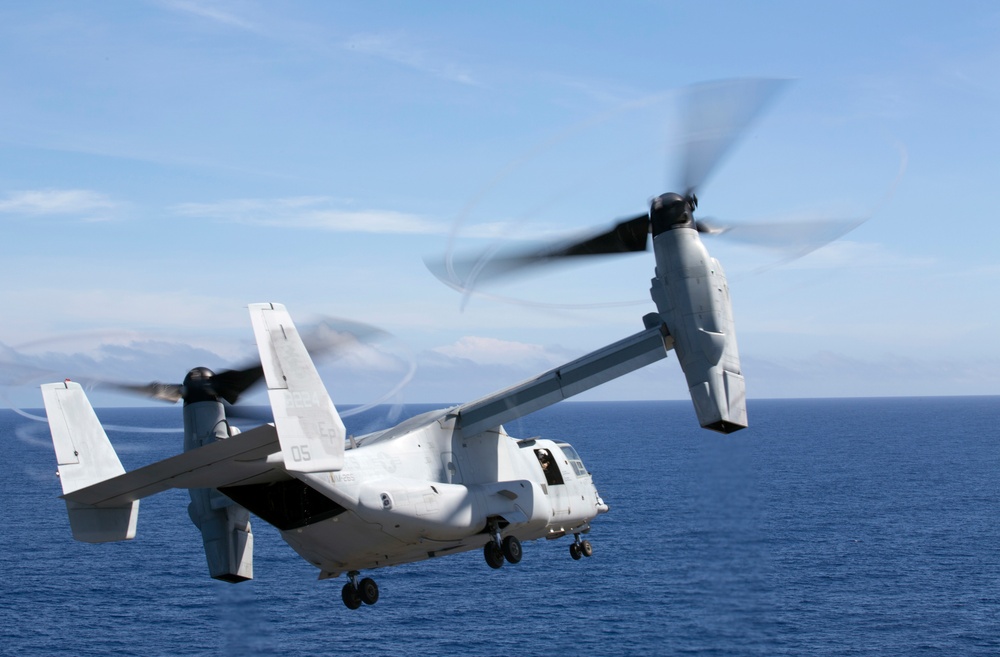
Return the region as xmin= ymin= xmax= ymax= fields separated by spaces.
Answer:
xmin=40 ymin=80 xmax=791 ymax=609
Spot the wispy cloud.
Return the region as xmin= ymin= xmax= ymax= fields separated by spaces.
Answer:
xmin=174 ymin=196 xmax=445 ymax=234
xmin=432 ymin=336 xmax=565 ymax=368
xmin=343 ymin=32 xmax=478 ymax=86
xmin=540 ymin=73 xmax=651 ymax=106
xmin=779 ymin=240 xmax=937 ymax=270
xmin=0 ymin=189 xmax=120 ymax=220
xmin=158 ymin=0 xmax=259 ymax=32
xmin=3 ymin=287 xmax=253 ymax=352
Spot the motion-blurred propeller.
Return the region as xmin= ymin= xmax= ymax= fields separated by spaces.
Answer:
xmin=427 ymin=78 xmax=861 ymax=294
xmin=93 ymin=315 xmax=390 ymax=412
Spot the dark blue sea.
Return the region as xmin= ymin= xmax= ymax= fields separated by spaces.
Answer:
xmin=2 ymin=398 xmax=999 ymax=656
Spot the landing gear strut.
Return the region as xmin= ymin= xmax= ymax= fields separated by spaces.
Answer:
xmin=569 ymin=533 xmax=593 ymax=561
xmin=341 ymin=571 xmax=379 ymax=609
xmin=482 ymin=519 xmax=523 ymax=569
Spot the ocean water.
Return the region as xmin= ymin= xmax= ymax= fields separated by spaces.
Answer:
xmin=1 ymin=397 xmax=998 ymax=656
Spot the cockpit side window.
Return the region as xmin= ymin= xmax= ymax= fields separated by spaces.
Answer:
xmin=558 ymin=444 xmax=588 ymax=476
xmin=534 ymin=448 xmax=564 ymax=486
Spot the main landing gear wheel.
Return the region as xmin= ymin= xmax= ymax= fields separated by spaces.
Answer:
xmin=501 ymin=535 xmax=522 ymax=564
xmin=358 ymin=577 xmax=379 ymax=605
xmin=484 ymin=541 xmax=505 ymax=569
xmin=342 ymin=582 xmax=362 ymax=609
xmin=341 ymin=571 xmax=379 ymax=609
xmin=484 ymin=518 xmax=518 ymax=570
xmin=569 ymin=543 xmax=582 ymax=560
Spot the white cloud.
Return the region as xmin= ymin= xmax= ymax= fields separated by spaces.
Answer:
xmin=174 ymin=196 xmax=445 ymax=234
xmin=783 ymin=240 xmax=937 ymax=270
xmin=432 ymin=336 xmax=564 ymax=368
xmin=343 ymin=32 xmax=478 ymax=86
xmin=0 ymin=287 xmax=256 ymax=360
xmin=0 ymin=189 xmax=119 ymax=218
xmin=719 ymin=238 xmax=938 ymax=277
xmin=0 ymin=336 xmax=230 ymax=393
xmin=158 ymin=0 xmax=259 ymax=32
xmin=0 ymin=312 xmax=419 ymax=409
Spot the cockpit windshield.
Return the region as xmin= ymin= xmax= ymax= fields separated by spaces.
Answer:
xmin=558 ymin=444 xmax=588 ymax=476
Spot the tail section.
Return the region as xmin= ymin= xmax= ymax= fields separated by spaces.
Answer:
xmin=248 ymin=302 xmax=346 ymax=472
xmin=40 ymin=381 xmax=139 ymax=542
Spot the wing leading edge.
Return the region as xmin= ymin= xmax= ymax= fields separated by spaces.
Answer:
xmin=455 ymin=324 xmax=671 ymax=436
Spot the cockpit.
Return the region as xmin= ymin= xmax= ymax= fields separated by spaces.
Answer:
xmin=556 ymin=443 xmax=588 ymax=476
xmin=533 ymin=443 xmax=590 ymax=486
xmin=534 ymin=448 xmax=564 ymax=486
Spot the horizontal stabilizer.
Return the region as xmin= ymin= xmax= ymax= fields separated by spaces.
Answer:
xmin=457 ymin=326 xmax=669 ymax=436
xmin=62 ymin=422 xmax=283 ymax=508
xmin=249 ymin=303 xmax=346 ymax=473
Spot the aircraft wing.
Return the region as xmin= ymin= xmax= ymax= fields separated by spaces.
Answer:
xmin=63 ymin=423 xmax=287 ymax=508
xmin=455 ymin=324 xmax=670 ymax=436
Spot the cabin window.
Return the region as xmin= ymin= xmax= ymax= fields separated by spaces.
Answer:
xmin=558 ymin=444 xmax=588 ymax=476
xmin=534 ymin=448 xmax=564 ymax=486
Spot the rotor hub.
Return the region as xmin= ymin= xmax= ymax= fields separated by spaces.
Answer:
xmin=181 ymin=367 xmax=218 ymax=405
xmin=649 ymin=193 xmax=695 ymax=236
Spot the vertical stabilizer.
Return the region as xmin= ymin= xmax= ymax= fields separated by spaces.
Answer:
xmin=248 ymin=302 xmax=346 ymax=472
xmin=40 ymin=381 xmax=139 ymax=542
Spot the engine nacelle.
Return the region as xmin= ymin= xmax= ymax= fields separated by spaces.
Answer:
xmin=649 ymin=226 xmax=747 ymax=433
xmin=184 ymin=401 xmax=254 ymax=582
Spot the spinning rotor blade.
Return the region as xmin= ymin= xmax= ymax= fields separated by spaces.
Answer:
xmin=300 ymin=316 xmax=390 ymax=359
xmin=97 ymin=316 xmax=390 ymax=408
xmin=208 ymin=364 xmax=265 ymax=405
xmin=109 ymin=381 xmax=185 ymax=403
xmin=105 ymin=363 xmax=263 ymax=406
xmin=536 ymin=213 xmax=650 ymax=258
xmin=678 ymin=78 xmax=788 ymax=197
xmin=430 ymin=79 xmax=791 ymax=294
xmin=429 ymin=213 xmax=649 ymax=290
xmin=695 ymin=216 xmax=866 ymax=259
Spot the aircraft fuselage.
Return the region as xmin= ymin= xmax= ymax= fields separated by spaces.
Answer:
xmin=222 ymin=409 xmax=608 ymax=578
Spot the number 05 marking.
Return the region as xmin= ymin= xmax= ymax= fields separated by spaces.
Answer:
xmin=291 ymin=445 xmax=311 ymax=462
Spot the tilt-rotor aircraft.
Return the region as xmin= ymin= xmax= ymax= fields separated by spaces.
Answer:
xmin=41 ymin=80 xmax=784 ymax=609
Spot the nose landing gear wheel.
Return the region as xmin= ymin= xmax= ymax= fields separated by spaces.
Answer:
xmin=569 ymin=533 xmax=592 ymax=561
xmin=342 ymin=571 xmax=379 ymax=609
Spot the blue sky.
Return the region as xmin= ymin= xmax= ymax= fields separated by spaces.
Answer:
xmin=1 ymin=1 xmax=999 ymax=410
